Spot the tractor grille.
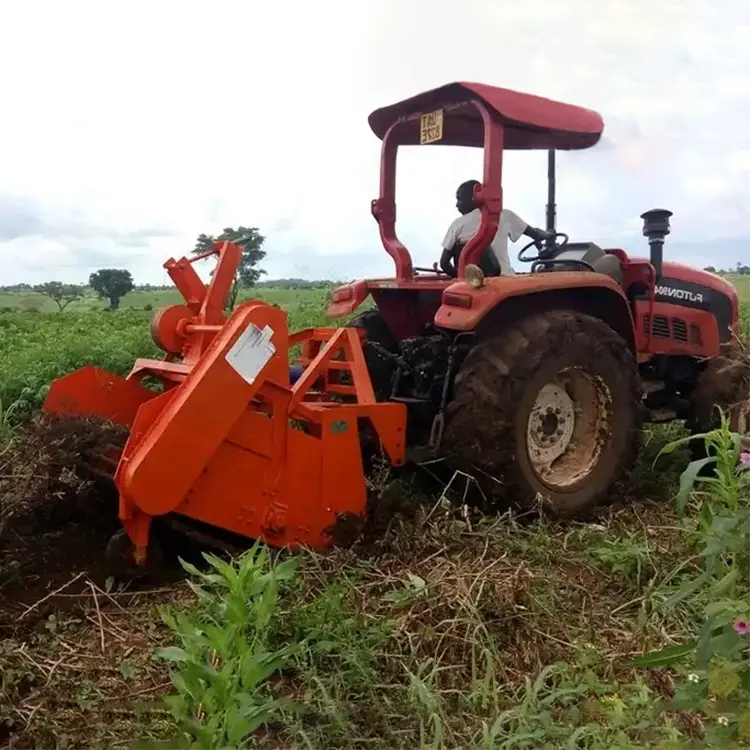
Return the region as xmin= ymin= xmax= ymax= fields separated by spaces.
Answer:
xmin=644 ymin=314 xmax=670 ymax=339
xmin=672 ymin=318 xmax=687 ymax=342
xmin=690 ymin=324 xmax=702 ymax=346
xmin=643 ymin=314 xmax=689 ymax=343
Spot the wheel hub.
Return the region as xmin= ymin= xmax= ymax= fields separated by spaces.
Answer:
xmin=526 ymin=369 xmax=613 ymax=490
xmin=527 ymin=384 xmax=575 ymax=466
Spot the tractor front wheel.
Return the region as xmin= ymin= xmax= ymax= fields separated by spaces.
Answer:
xmin=686 ymin=352 xmax=750 ymax=467
xmin=442 ymin=311 xmax=642 ymax=518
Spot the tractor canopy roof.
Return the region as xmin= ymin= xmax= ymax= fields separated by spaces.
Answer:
xmin=368 ymin=81 xmax=604 ymax=150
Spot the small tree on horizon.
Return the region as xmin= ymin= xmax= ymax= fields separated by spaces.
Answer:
xmin=192 ymin=226 xmax=266 ymax=310
xmin=33 ymin=281 xmax=85 ymax=312
xmin=89 ymin=269 xmax=135 ymax=310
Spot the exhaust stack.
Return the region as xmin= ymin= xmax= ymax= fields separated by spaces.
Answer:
xmin=640 ymin=208 xmax=672 ymax=279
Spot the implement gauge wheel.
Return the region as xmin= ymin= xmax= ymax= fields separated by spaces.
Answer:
xmin=442 ymin=310 xmax=642 ymax=518
xmin=105 ymin=528 xmax=165 ymax=582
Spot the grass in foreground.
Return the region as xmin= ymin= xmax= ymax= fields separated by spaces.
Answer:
xmin=1 ymin=424 xmax=737 ymax=749
xmin=145 ymin=423 xmax=750 ymax=749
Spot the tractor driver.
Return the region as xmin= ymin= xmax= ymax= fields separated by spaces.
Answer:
xmin=439 ymin=180 xmax=553 ymax=277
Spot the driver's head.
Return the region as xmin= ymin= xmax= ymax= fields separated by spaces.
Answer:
xmin=456 ymin=180 xmax=480 ymax=215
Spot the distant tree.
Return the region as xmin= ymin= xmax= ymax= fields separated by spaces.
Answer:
xmin=33 ymin=281 xmax=85 ymax=312
xmin=704 ymin=266 xmax=716 ymax=273
xmin=88 ymin=269 xmax=135 ymax=310
xmin=193 ymin=226 xmax=267 ymax=310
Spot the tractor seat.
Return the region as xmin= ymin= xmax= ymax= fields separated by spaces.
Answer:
xmin=591 ymin=253 xmax=624 ymax=284
xmin=538 ymin=242 xmax=624 ymax=286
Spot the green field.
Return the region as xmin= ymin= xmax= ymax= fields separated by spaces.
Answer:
xmin=0 ymin=286 xmax=332 ymax=314
xmin=4 ymin=271 xmax=749 ymax=313
xmin=1 ymin=284 xmax=750 ymax=748
xmin=0 ymin=288 xmax=333 ymax=420
xmin=2 ymin=274 xmax=749 ymax=420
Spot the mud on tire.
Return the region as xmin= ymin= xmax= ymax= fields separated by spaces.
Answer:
xmin=442 ymin=310 xmax=642 ymax=518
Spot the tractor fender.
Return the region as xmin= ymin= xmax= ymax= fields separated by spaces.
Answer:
xmin=327 ymin=280 xmax=370 ymax=318
xmin=435 ymin=273 xmax=636 ymax=351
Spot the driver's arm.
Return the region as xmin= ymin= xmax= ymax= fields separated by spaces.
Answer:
xmin=439 ymin=218 xmax=462 ymax=277
xmin=523 ymin=225 xmax=554 ymax=243
xmin=502 ymin=209 xmax=553 ymax=245
xmin=439 ymin=248 xmax=457 ymax=277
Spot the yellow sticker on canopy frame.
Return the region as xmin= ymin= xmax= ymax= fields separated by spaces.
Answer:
xmin=420 ymin=109 xmax=444 ymax=144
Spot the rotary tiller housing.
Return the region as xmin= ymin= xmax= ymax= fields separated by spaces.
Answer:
xmin=42 ymin=241 xmax=406 ymax=565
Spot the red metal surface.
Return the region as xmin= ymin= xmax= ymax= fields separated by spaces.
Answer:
xmin=44 ymin=366 xmax=156 ymax=427
xmin=156 ymin=239 xmax=242 ymax=365
xmin=42 ymin=250 xmax=407 ymax=563
xmin=433 ymin=271 xmax=629 ymax=330
xmin=360 ymin=82 xmax=602 ymax=284
xmin=371 ymin=94 xmax=508 ymax=281
xmin=368 ymin=82 xmax=604 ymax=150
xmin=632 ymin=300 xmax=721 ymax=358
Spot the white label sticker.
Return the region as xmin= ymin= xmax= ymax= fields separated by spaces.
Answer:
xmin=225 ymin=323 xmax=276 ymax=385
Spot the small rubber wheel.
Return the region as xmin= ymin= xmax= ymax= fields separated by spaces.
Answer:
xmin=105 ymin=528 xmax=164 ymax=582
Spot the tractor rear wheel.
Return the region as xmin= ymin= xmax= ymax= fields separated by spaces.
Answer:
xmin=442 ymin=311 xmax=642 ymax=518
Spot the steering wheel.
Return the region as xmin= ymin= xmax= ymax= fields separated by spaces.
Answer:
xmin=414 ymin=263 xmax=450 ymax=276
xmin=518 ymin=232 xmax=570 ymax=263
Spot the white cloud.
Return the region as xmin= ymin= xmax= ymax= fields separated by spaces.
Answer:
xmin=0 ymin=0 xmax=748 ymax=284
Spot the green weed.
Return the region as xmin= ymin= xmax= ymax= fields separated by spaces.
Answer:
xmin=631 ymin=411 xmax=750 ymax=747
xmin=154 ymin=546 xmax=301 ymax=749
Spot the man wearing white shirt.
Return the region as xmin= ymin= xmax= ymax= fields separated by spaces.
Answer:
xmin=439 ymin=180 xmax=553 ymax=278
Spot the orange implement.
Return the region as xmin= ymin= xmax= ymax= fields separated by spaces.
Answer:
xmin=42 ymin=242 xmax=406 ymax=565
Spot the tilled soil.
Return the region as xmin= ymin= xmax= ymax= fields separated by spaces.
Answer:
xmin=0 ymin=416 xmax=185 ymax=749
xmin=0 ymin=416 xmax=128 ymax=614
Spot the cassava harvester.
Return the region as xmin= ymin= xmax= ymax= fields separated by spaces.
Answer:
xmin=43 ymin=81 xmax=750 ymax=570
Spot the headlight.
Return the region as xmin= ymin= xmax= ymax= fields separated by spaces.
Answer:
xmin=465 ymin=264 xmax=485 ymax=289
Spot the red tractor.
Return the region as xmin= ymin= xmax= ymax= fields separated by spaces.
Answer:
xmin=37 ymin=81 xmax=750 ymax=570
xmin=327 ymin=81 xmax=749 ymax=518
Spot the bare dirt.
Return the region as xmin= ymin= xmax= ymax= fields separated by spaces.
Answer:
xmin=689 ymin=345 xmax=750 ymax=431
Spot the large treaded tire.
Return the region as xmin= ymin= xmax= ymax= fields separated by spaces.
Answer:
xmin=687 ymin=354 xmax=750 ymax=435
xmin=442 ymin=310 xmax=642 ymax=519
xmin=349 ymin=309 xmax=398 ymax=401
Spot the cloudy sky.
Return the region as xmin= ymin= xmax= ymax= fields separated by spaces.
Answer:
xmin=1 ymin=0 xmax=748 ymax=285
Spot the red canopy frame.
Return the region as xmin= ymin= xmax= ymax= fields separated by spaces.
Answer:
xmin=367 ymin=82 xmax=604 ymax=280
